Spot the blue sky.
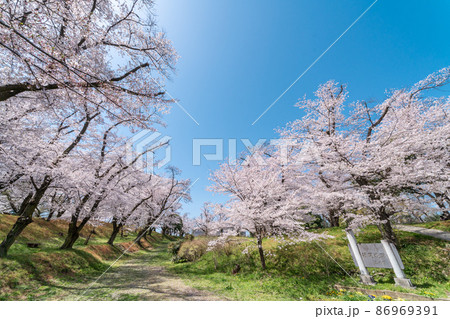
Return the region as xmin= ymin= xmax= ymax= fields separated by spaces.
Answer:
xmin=151 ymin=0 xmax=450 ymax=217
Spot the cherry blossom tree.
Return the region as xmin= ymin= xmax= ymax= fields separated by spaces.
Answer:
xmin=209 ymin=148 xmax=321 ymax=270
xmin=160 ymin=213 xmax=183 ymax=237
xmin=104 ymin=169 xmax=188 ymax=246
xmin=194 ymin=202 xmax=216 ymax=236
xmin=280 ymin=67 xmax=450 ymax=244
xmin=0 ymin=0 xmax=177 ymax=257
xmin=180 ymin=213 xmax=195 ymax=236
xmin=133 ymin=167 xmax=191 ymax=246
xmin=104 ymin=172 xmax=158 ymax=245
xmin=58 ymin=120 xmax=169 ymax=249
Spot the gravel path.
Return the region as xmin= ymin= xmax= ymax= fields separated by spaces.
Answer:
xmin=395 ymin=225 xmax=450 ymax=241
xmin=63 ymin=243 xmax=224 ymax=301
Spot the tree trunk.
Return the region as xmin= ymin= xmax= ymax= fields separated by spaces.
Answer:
xmin=428 ymin=192 xmax=450 ymax=221
xmin=46 ymin=210 xmax=55 ymax=222
xmin=141 ymin=228 xmax=154 ymax=243
xmin=135 ymin=228 xmax=148 ymax=247
xmin=213 ymin=255 xmax=218 ymax=270
xmin=84 ymin=227 xmax=96 ymax=245
xmin=441 ymin=211 xmax=450 ymax=221
xmin=56 ymin=209 xmax=65 ymax=218
xmin=107 ymin=220 xmax=122 ymax=245
xmin=0 ymin=116 xmax=92 ymax=256
xmin=435 ymin=193 xmax=450 ymax=221
xmin=377 ymin=208 xmax=397 ymax=246
xmin=60 ymin=223 xmax=80 ymax=249
xmin=0 ymin=214 xmax=33 ymax=257
xmin=328 ymin=209 xmax=340 ymax=227
xmin=257 ymin=236 xmax=266 ymax=270
xmin=60 ymin=216 xmax=90 ymax=249
xmin=0 ymin=181 xmax=50 ymax=258
xmin=61 ymin=194 xmax=101 ymax=249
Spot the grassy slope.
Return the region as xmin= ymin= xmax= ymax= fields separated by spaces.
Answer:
xmin=0 ymin=214 xmax=158 ymax=300
xmin=1 ymin=215 xmax=448 ymax=301
xmin=166 ymin=224 xmax=449 ymax=301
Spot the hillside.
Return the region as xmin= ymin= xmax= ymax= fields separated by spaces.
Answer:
xmin=1 ymin=215 xmax=449 ymax=301
xmin=0 ymin=214 xmax=156 ymax=300
xmin=166 ymin=224 xmax=450 ymax=301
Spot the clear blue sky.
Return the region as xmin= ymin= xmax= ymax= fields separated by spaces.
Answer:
xmin=151 ymin=0 xmax=450 ymax=217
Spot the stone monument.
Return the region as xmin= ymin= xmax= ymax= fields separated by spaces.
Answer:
xmin=346 ymin=229 xmax=414 ymax=289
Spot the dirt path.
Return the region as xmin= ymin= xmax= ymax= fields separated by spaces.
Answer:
xmin=62 ymin=242 xmax=224 ymax=301
xmin=395 ymin=225 xmax=450 ymax=241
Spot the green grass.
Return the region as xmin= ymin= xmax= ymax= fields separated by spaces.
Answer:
xmin=164 ymin=225 xmax=449 ymax=301
xmin=0 ymin=214 xmax=162 ymax=300
xmin=1 ymin=214 xmax=448 ymax=301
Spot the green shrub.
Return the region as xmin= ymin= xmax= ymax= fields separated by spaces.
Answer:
xmin=304 ymin=213 xmax=324 ymax=229
xmin=177 ymin=239 xmax=208 ymax=262
xmin=168 ymin=240 xmax=185 ymax=257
